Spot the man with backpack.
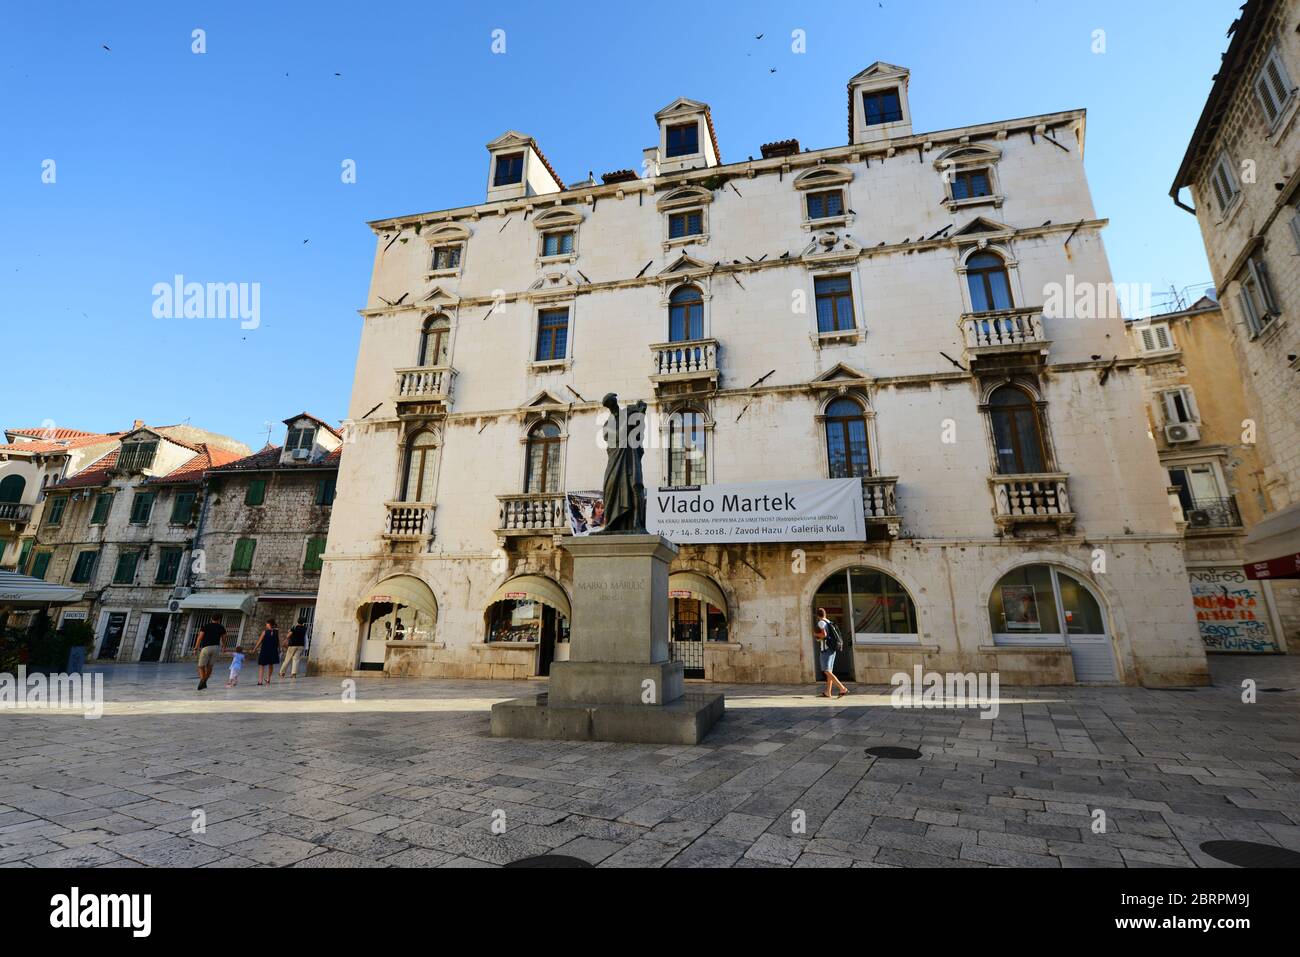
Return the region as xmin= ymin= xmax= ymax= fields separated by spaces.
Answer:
xmin=814 ymin=606 xmax=850 ymax=699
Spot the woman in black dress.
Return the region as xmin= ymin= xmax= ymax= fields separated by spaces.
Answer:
xmin=254 ymin=619 xmax=280 ymax=686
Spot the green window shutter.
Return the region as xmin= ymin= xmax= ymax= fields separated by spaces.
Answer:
xmin=46 ymin=497 xmax=67 ymax=525
xmin=31 ymin=551 xmax=52 ymax=580
xmin=71 ymin=550 xmax=98 ymax=584
xmin=130 ymin=492 xmax=154 ymax=524
xmin=245 ymin=479 xmax=267 ymax=506
xmin=303 ymin=537 xmax=326 ymax=572
xmin=170 ymin=491 xmax=196 ymax=524
xmin=316 ymin=478 xmax=336 ymax=506
xmin=155 ymin=547 xmax=182 ymax=584
xmin=113 ymin=551 xmax=139 ymax=584
xmin=91 ymin=492 xmax=113 ymax=525
xmin=18 ymin=539 xmax=33 ymax=572
xmin=231 ymin=538 xmax=256 ymax=573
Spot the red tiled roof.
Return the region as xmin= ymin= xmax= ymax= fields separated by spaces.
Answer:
xmin=146 ymin=445 xmax=246 ymax=485
xmin=760 ymin=139 xmax=800 ymax=159
xmin=283 ymin=412 xmax=343 ymax=439
xmin=1 ymin=431 xmax=116 ymax=454
xmin=209 ymin=444 xmax=342 ymax=473
xmin=601 ymin=170 xmax=639 ymax=185
xmin=54 ymin=450 xmax=119 ymax=489
xmin=7 ymin=427 xmax=106 ymax=440
xmin=531 ymin=143 xmax=565 ymax=191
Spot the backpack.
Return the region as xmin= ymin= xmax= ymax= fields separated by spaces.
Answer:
xmin=822 ymin=620 xmax=843 ymax=652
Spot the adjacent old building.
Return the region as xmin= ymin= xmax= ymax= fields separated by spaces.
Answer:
xmin=312 ymin=62 xmax=1211 ymax=687
xmin=1128 ymin=294 xmax=1289 ymax=653
xmin=1170 ymin=0 xmax=1300 ymax=645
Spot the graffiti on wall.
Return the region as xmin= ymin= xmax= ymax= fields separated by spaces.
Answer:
xmin=1188 ymin=567 xmax=1279 ymax=653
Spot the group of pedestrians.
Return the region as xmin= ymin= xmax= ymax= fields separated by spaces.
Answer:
xmin=193 ymin=614 xmax=309 ymax=691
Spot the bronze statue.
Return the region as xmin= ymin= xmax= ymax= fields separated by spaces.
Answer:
xmin=597 ymin=393 xmax=647 ymax=533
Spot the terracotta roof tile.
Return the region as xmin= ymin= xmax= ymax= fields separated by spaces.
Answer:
xmin=760 ymin=139 xmax=800 ymax=158
xmin=146 ymin=445 xmax=246 ymax=485
xmin=53 ymin=450 xmax=119 ymax=489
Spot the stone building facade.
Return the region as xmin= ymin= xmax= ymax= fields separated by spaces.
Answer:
xmin=312 ymin=62 xmax=1211 ymax=687
xmin=1128 ymin=297 xmax=1291 ymax=653
xmin=1171 ymin=0 xmax=1300 ymax=629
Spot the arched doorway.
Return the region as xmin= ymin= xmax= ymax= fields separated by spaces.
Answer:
xmin=485 ymin=575 xmax=571 ymax=676
xmin=987 ymin=564 xmax=1116 ymax=682
xmin=812 ymin=566 xmax=919 ymax=680
xmin=357 ymin=575 xmax=438 ymax=671
xmin=668 ymin=572 xmax=728 ymax=679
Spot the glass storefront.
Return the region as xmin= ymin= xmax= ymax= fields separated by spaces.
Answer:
xmin=365 ymin=601 xmax=434 ymax=643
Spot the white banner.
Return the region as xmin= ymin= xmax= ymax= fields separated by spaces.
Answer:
xmin=647 ymin=479 xmax=865 ymax=543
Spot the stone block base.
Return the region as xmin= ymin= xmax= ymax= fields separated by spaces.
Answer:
xmin=490 ymin=692 xmax=725 ymax=745
xmin=547 ymin=660 xmax=684 ymax=706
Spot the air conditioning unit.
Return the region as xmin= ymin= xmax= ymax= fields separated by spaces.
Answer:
xmin=1187 ymin=509 xmax=1213 ymax=528
xmin=168 ymin=600 xmax=183 ymax=613
xmin=172 ymin=586 xmax=192 ymax=600
xmin=292 ymin=448 xmax=310 ymax=460
xmin=1165 ymin=422 xmax=1200 ymax=443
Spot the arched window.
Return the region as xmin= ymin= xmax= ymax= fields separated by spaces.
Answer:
xmin=987 ymin=385 xmax=1047 ymax=474
xmin=989 ymin=565 xmax=1105 ymax=638
xmin=0 ymin=475 xmax=25 ymax=503
xmin=966 ymin=252 xmax=1013 ymax=311
xmin=524 ymin=421 xmax=562 ymax=493
xmin=668 ymin=286 xmax=704 ymax=342
xmin=824 ymin=398 xmax=870 ymax=479
xmin=814 ymin=566 xmax=918 ymax=645
xmin=668 ymin=410 xmax=706 ymax=486
xmin=402 ymin=430 xmax=438 ymax=502
xmin=419 ymin=315 xmax=449 ymax=367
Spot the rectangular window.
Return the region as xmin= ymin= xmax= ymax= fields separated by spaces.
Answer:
xmin=493 ymin=152 xmax=524 ymax=186
xmin=668 ymin=210 xmax=703 ymax=239
xmin=286 ymin=428 xmax=316 ymax=452
xmin=1209 ymin=152 xmax=1239 ymax=214
xmin=951 ymin=169 xmax=992 ymax=200
xmin=1161 ymin=387 xmax=1198 ymax=424
xmin=535 ymin=309 xmax=569 ymax=362
xmin=1255 ymin=47 xmax=1294 ymax=126
xmin=30 ymin=551 xmax=51 ymax=581
xmin=1239 ymin=255 xmax=1279 ymax=335
xmin=316 ymin=477 xmax=336 ymax=506
xmin=112 ymin=550 xmax=140 ymax=585
xmin=303 ymin=537 xmax=327 ymax=572
xmin=245 ymin=479 xmax=267 ymax=506
xmin=806 ymin=190 xmax=844 ymax=220
xmin=861 ymin=89 xmax=903 ymax=126
xmin=117 ymin=441 xmax=158 ymax=473
xmin=170 ymin=490 xmax=197 ymax=525
xmin=45 ymin=496 xmax=67 ymax=525
xmin=541 ymin=231 xmax=574 ymax=257
xmin=18 ymin=539 xmax=33 ymax=572
xmin=431 ymin=244 xmax=462 ymax=270
xmin=70 ymin=549 xmax=98 ymax=585
xmin=231 ymin=538 xmax=256 ymax=574
xmin=129 ymin=491 xmax=154 ymax=525
xmin=1137 ymin=323 xmax=1175 ymax=353
xmin=155 ymin=547 xmax=183 ymax=585
xmin=665 ymin=122 xmax=699 ymax=158
xmin=814 ymin=275 xmax=856 ymax=333
xmin=90 ymin=491 xmax=113 ymax=525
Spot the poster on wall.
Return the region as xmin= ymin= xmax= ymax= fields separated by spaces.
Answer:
xmin=1188 ymin=567 xmax=1279 ymax=652
xmin=566 ymin=491 xmax=606 ymax=536
xmin=647 ymin=479 xmax=865 ymax=543
xmin=1001 ymin=585 xmax=1041 ymax=631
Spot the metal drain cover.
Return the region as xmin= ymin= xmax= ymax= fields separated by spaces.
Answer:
xmin=504 ymin=855 xmax=594 ymax=868
xmin=865 ymin=746 xmax=922 ymax=760
xmin=1199 ymin=840 xmax=1300 ymax=868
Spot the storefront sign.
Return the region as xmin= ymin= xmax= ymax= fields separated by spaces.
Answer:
xmin=1244 ymin=552 xmax=1300 ymax=580
xmin=1188 ymin=567 xmax=1279 ymax=653
xmin=647 ymin=479 xmax=865 ymax=543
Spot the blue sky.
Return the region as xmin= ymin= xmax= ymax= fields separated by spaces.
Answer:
xmin=2 ymin=0 xmax=1237 ymax=451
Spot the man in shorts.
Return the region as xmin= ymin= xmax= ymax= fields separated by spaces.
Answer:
xmin=195 ymin=614 xmax=226 ymax=691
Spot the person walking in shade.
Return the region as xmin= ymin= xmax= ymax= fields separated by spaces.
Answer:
xmin=280 ymin=620 xmax=308 ymax=679
xmin=253 ymin=618 xmax=280 ymax=686
xmin=814 ymin=606 xmax=850 ymax=699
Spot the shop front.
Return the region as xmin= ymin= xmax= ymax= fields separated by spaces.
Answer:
xmin=174 ymin=592 xmax=256 ymax=660
xmin=358 ymin=575 xmax=438 ymax=670
xmin=812 ymin=566 xmax=920 ymax=680
xmin=667 ymin=571 xmax=728 ymax=678
xmin=484 ymin=575 xmax=570 ymax=676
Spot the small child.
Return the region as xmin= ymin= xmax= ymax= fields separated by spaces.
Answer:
xmin=226 ymin=645 xmax=245 ymax=688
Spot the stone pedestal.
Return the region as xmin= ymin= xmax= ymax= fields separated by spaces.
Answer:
xmin=491 ymin=534 xmax=725 ymax=745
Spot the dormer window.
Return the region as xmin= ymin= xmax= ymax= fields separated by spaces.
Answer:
xmin=286 ymin=426 xmax=317 ymax=454
xmin=665 ymin=122 xmax=699 ymax=158
xmin=118 ymin=440 xmax=158 ymax=473
xmin=541 ymin=230 xmax=574 ymax=258
xmin=493 ymin=152 xmax=525 ymax=186
xmin=806 ymin=190 xmax=845 ymax=221
xmin=669 ymin=210 xmax=703 ymax=239
xmin=861 ymin=89 xmax=902 ymax=126
xmin=431 ymin=244 xmax=462 ymax=271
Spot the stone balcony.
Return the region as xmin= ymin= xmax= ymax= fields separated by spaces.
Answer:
xmin=0 ymin=502 xmax=34 ymax=526
xmin=383 ymin=502 xmax=436 ymax=541
xmin=990 ymin=473 xmax=1074 ymax=533
xmin=393 ymin=365 xmax=457 ymax=413
xmin=861 ymin=476 xmax=901 ymax=538
xmin=961 ymin=308 xmax=1049 ymax=369
xmin=649 ymin=339 xmax=719 ymax=392
xmin=496 ymin=492 xmax=570 ymax=538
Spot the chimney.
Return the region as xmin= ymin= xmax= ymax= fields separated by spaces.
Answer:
xmin=132 ymin=420 xmax=145 ymax=430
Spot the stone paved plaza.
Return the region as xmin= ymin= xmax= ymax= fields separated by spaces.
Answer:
xmin=2 ymin=657 xmax=1298 ymax=868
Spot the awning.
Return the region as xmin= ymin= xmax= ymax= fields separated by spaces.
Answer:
xmin=0 ymin=571 xmax=81 ymax=607
xmin=488 ymin=575 xmax=571 ymax=620
xmin=259 ymin=592 xmax=317 ymax=602
xmin=1244 ymin=501 xmax=1300 ymax=580
xmin=177 ymin=592 xmax=256 ymax=615
xmin=364 ymin=575 xmax=438 ymax=621
xmin=668 ymin=572 xmax=727 ymax=613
